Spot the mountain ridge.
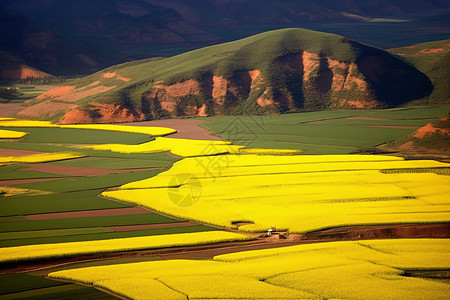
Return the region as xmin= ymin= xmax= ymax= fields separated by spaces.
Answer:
xmin=18 ymin=28 xmax=436 ymax=124
xmin=1 ymin=0 xmax=450 ymax=75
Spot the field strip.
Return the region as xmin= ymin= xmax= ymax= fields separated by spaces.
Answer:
xmin=0 ymin=148 xmax=45 ymax=156
xmin=24 ymin=207 xmax=152 ymax=220
xmin=0 ymin=119 xmax=176 ymax=136
xmin=1 ymin=223 xmax=448 ymax=274
xmin=106 ymin=221 xmax=199 ymax=232
xmin=0 ymin=231 xmax=251 ymax=264
xmin=0 ymin=129 xmax=28 ymax=139
xmin=46 ymin=238 xmax=450 ymax=299
xmin=361 ymin=125 xmax=419 ymax=129
xmin=23 ymin=164 xmax=163 ymax=177
xmin=0 ymin=178 xmax=71 ymax=186
xmin=0 ymin=228 xmax=112 ymax=241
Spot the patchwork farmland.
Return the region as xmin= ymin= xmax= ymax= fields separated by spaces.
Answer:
xmin=0 ymin=107 xmax=448 ymax=299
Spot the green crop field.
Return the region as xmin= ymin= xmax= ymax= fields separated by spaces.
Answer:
xmin=0 ymin=225 xmax=216 ymax=248
xmin=0 ymin=190 xmax=130 ymax=217
xmin=0 ymin=164 xmax=71 ymax=180
xmin=0 ymin=213 xmax=181 ymax=233
xmin=0 ymin=274 xmax=67 ymax=295
xmin=0 ymin=275 xmax=114 ymax=299
xmin=48 ymin=156 xmax=176 ymax=169
xmin=1 ymin=127 xmax=152 ymax=145
xmin=11 ymin=169 xmax=165 ymax=192
xmin=199 ymin=106 xmax=449 ymax=154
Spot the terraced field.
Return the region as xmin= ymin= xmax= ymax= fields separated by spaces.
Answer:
xmin=0 ymin=107 xmax=448 ymax=299
xmin=49 ymin=239 xmax=450 ymax=300
xmin=105 ymin=154 xmax=450 ymax=233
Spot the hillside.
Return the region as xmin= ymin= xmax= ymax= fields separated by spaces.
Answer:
xmin=19 ymin=28 xmax=434 ymax=123
xmin=387 ymin=114 xmax=450 ymax=155
xmin=389 ymin=40 xmax=450 ymax=105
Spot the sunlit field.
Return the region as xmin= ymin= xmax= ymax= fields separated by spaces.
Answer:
xmin=104 ymin=154 xmax=450 ymax=233
xmin=49 ymin=238 xmax=450 ymax=300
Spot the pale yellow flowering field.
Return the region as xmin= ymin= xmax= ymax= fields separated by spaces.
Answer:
xmin=49 ymin=238 xmax=450 ymax=299
xmin=83 ymin=136 xmax=245 ymax=157
xmin=82 ymin=138 xmax=304 ymax=157
xmin=65 ymin=124 xmax=176 ymax=136
xmin=0 ymin=129 xmax=28 ymax=139
xmin=0 ymin=152 xmax=85 ymax=165
xmin=0 ymin=231 xmax=251 ymax=263
xmin=0 ymin=119 xmax=176 ymax=136
xmin=103 ymin=154 xmax=450 ymax=233
xmin=238 ymin=148 xmax=302 ymax=155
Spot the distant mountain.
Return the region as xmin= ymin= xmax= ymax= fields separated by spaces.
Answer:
xmin=1 ymin=0 xmax=450 ymax=75
xmin=0 ymin=50 xmax=53 ymax=80
xmin=145 ymin=0 xmax=450 ymax=24
xmin=389 ymin=39 xmax=450 ymax=105
xmin=0 ymin=14 xmax=125 ymax=76
xmin=19 ymin=28 xmax=433 ymax=123
xmin=0 ymin=0 xmax=221 ymax=75
xmin=388 ymin=114 xmax=450 ymax=155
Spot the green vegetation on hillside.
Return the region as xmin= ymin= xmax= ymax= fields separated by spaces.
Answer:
xmin=388 ymin=113 xmax=450 ymax=154
xmin=389 ymin=40 xmax=450 ymax=105
xmin=28 ymin=28 xmax=434 ymax=121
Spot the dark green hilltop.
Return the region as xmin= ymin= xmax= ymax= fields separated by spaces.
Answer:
xmin=18 ymin=28 xmax=446 ymax=123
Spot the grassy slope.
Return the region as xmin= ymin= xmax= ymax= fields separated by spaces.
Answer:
xmin=388 ymin=113 xmax=450 ymax=153
xmin=47 ymin=28 xmax=431 ymax=113
xmin=72 ymin=28 xmax=358 ymax=106
xmin=389 ymin=39 xmax=450 ymax=105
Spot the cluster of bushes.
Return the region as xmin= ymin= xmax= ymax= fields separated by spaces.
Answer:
xmin=0 ymin=87 xmax=21 ymax=102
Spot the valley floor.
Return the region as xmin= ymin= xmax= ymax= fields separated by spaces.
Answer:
xmin=0 ymin=107 xmax=448 ymax=299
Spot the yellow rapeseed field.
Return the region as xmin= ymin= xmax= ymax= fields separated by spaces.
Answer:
xmin=0 ymin=119 xmax=176 ymax=136
xmin=64 ymin=124 xmax=176 ymax=136
xmin=0 ymin=129 xmax=28 ymax=139
xmin=0 ymin=231 xmax=251 ymax=263
xmin=83 ymin=136 xmax=245 ymax=157
xmin=0 ymin=152 xmax=85 ymax=165
xmin=102 ymin=154 xmax=450 ymax=232
xmin=49 ymin=238 xmax=450 ymax=299
xmin=238 ymin=148 xmax=302 ymax=155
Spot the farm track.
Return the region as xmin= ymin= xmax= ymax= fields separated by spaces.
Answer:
xmin=1 ymin=223 xmax=448 ymax=274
